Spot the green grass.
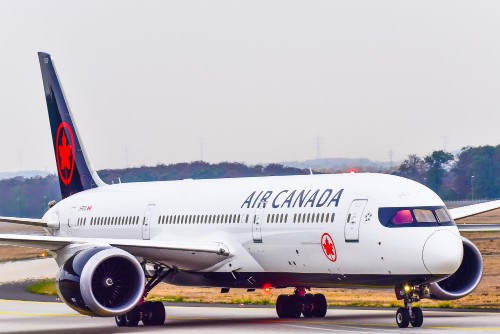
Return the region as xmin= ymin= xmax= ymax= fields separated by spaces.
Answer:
xmin=25 ymin=279 xmax=58 ymax=296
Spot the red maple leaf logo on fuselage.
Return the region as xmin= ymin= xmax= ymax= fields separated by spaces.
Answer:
xmin=321 ymin=233 xmax=337 ymax=262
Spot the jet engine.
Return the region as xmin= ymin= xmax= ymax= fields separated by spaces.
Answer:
xmin=429 ymin=237 xmax=483 ymax=300
xmin=56 ymin=247 xmax=145 ymax=316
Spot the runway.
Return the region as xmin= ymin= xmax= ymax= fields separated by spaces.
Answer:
xmin=1 ymin=300 xmax=500 ymax=334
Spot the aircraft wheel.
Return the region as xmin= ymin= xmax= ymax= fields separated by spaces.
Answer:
xmin=302 ymin=294 xmax=314 ymax=318
xmin=124 ymin=307 xmax=140 ymax=327
xmin=410 ymin=307 xmax=423 ymax=327
xmin=276 ymin=294 xmax=290 ymax=318
xmin=396 ymin=307 xmax=410 ymax=328
xmin=287 ymin=295 xmax=303 ymax=318
xmin=142 ymin=302 xmax=166 ymax=326
xmin=151 ymin=301 xmax=166 ymax=325
xmin=312 ymin=293 xmax=327 ymax=318
xmin=115 ymin=314 xmax=126 ymax=327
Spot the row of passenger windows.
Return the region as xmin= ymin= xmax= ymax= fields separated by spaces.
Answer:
xmin=268 ymin=212 xmax=335 ymax=224
xmin=158 ymin=214 xmax=250 ymax=225
xmin=74 ymin=212 xmax=337 ymax=227
xmin=75 ymin=216 xmax=141 ymax=226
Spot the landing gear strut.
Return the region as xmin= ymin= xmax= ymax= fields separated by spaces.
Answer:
xmin=115 ymin=266 xmax=174 ymax=327
xmin=276 ymin=288 xmax=327 ymax=318
xmin=395 ymin=284 xmax=427 ymax=328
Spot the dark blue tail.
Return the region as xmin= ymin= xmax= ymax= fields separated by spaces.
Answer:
xmin=38 ymin=52 xmax=105 ymax=199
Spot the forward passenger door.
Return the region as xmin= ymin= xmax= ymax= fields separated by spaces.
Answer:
xmin=344 ymin=199 xmax=368 ymax=242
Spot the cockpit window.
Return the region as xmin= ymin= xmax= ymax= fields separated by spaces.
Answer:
xmin=392 ymin=210 xmax=414 ymax=224
xmin=378 ymin=206 xmax=455 ymax=228
xmin=435 ymin=208 xmax=452 ymax=223
xmin=414 ymin=209 xmax=437 ymax=223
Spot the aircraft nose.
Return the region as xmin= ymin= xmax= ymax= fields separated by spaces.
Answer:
xmin=422 ymin=230 xmax=463 ymax=275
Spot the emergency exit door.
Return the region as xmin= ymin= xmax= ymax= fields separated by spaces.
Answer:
xmin=142 ymin=204 xmax=155 ymax=240
xmin=344 ymin=199 xmax=368 ymax=242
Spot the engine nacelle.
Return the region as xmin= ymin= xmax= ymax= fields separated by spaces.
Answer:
xmin=429 ymin=237 xmax=483 ymax=300
xmin=56 ymin=247 xmax=145 ymax=317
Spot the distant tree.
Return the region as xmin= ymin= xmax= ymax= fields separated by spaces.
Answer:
xmin=452 ymin=145 xmax=499 ymax=199
xmin=424 ymin=150 xmax=455 ymax=195
xmin=393 ymin=154 xmax=427 ymax=184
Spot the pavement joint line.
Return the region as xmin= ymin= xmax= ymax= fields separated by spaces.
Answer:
xmin=282 ymin=323 xmax=374 ymax=333
xmin=0 ymin=311 xmax=82 ymax=317
xmin=0 ymin=299 xmax=61 ymax=305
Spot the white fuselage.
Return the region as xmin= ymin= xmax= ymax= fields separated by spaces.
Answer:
xmin=44 ymin=173 xmax=463 ymax=289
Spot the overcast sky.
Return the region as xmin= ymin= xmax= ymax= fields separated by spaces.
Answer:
xmin=0 ymin=1 xmax=499 ymax=172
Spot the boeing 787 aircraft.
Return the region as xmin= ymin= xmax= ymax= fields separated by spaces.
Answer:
xmin=0 ymin=52 xmax=499 ymax=329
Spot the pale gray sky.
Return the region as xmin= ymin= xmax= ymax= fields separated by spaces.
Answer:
xmin=0 ymin=0 xmax=499 ymax=172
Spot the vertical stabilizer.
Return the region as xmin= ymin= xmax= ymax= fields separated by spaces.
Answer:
xmin=38 ymin=52 xmax=105 ymax=199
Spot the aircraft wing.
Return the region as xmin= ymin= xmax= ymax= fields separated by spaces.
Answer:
xmin=0 ymin=234 xmax=230 ymax=271
xmin=449 ymin=199 xmax=500 ymax=232
xmin=0 ymin=216 xmax=48 ymax=228
xmin=448 ymin=200 xmax=500 ymax=220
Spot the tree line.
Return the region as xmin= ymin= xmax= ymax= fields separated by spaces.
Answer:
xmin=393 ymin=145 xmax=499 ymax=200
xmin=0 ymin=145 xmax=497 ymax=218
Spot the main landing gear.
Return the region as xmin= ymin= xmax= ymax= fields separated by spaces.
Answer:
xmin=115 ymin=266 xmax=174 ymax=327
xmin=276 ymin=288 xmax=327 ymax=318
xmin=394 ymin=284 xmax=428 ymax=328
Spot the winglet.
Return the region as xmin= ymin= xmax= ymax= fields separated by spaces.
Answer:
xmin=38 ymin=52 xmax=106 ymax=199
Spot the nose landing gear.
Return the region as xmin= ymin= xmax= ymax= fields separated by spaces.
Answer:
xmin=276 ymin=288 xmax=327 ymax=318
xmin=394 ymin=284 xmax=428 ymax=328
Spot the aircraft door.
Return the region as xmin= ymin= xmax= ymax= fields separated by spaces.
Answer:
xmin=252 ymin=200 xmax=266 ymax=243
xmin=142 ymin=204 xmax=155 ymax=240
xmin=67 ymin=206 xmax=77 ymax=237
xmin=344 ymin=199 xmax=368 ymax=242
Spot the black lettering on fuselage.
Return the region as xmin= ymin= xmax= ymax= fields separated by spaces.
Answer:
xmin=281 ymin=190 xmax=296 ymax=208
xmin=305 ymin=189 xmax=320 ymax=207
xmin=293 ymin=190 xmax=311 ymax=207
xmin=328 ymin=189 xmax=344 ymax=207
xmin=251 ymin=191 xmax=264 ymax=208
xmin=241 ymin=191 xmax=256 ymax=208
xmin=316 ymin=189 xmax=332 ymax=207
xmin=259 ymin=191 xmax=273 ymax=208
xmin=272 ymin=190 xmax=288 ymax=208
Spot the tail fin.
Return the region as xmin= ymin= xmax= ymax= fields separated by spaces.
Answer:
xmin=38 ymin=52 xmax=105 ymax=199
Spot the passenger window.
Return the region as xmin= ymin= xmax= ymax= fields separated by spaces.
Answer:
xmin=311 ymin=213 xmax=315 ymax=223
xmin=392 ymin=210 xmax=413 ymax=224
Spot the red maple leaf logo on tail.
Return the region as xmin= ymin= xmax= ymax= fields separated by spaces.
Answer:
xmin=58 ymin=132 xmax=72 ymax=171
xmin=56 ymin=122 xmax=76 ymax=186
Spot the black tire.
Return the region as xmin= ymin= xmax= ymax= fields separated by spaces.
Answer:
xmin=142 ymin=302 xmax=166 ymax=326
xmin=396 ymin=307 xmax=410 ymax=328
xmin=151 ymin=301 xmax=166 ymax=325
xmin=124 ymin=307 xmax=140 ymax=327
xmin=312 ymin=294 xmax=327 ymax=318
xmin=302 ymin=294 xmax=314 ymax=318
xmin=115 ymin=314 xmax=126 ymax=327
xmin=142 ymin=302 xmax=154 ymax=326
xmin=410 ymin=307 xmax=423 ymax=327
xmin=276 ymin=295 xmax=289 ymax=318
xmin=287 ymin=295 xmax=303 ymax=318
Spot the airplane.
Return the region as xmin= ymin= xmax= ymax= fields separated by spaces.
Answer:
xmin=1 ymin=52 xmax=500 ymax=329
